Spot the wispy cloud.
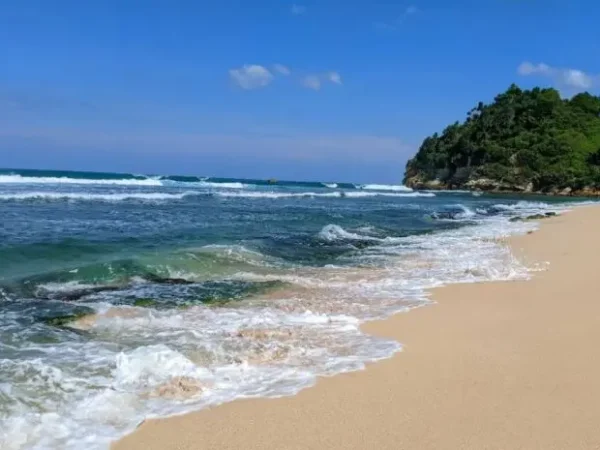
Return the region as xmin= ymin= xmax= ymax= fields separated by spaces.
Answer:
xmin=375 ymin=5 xmax=419 ymax=31
xmin=273 ymin=64 xmax=291 ymax=76
xmin=230 ymin=65 xmax=341 ymax=92
xmin=302 ymin=75 xmax=322 ymax=91
xmin=291 ymin=4 xmax=306 ymax=15
xmin=302 ymin=72 xmax=342 ymax=91
xmin=229 ymin=65 xmax=274 ymax=90
xmin=327 ymin=72 xmax=342 ymax=85
xmin=517 ymin=61 xmax=599 ymax=91
xmin=405 ymin=5 xmax=418 ymax=15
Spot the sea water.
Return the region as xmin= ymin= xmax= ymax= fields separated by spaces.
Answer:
xmin=0 ymin=168 xmax=585 ymax=449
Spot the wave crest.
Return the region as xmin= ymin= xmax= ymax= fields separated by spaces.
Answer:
xmin=0 ymin=191 xmax=201 ymax=202
xmin=358 ymin=184 xmax=413 ymax=192
xmin=0 ymin=174 xmax=163 ymax=186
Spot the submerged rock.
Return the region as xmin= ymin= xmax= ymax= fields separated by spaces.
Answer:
xmin=144 ymin=274 xmax=195 ymax=285
xmin=133 ymin=298 xmax=157 ymax=308
xmin=509 ymin=212 xmax=559 ymax=222
xmin=36 ymin=285 xmax=122 ymax=302
xmin=43 ymin=308 xmax=95 ymax=328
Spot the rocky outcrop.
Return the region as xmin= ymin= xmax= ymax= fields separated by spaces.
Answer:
xmin=405 ymin=176 xmax=600 ymax=197
xmin=402 ymin=85 xmax=600 ymax=197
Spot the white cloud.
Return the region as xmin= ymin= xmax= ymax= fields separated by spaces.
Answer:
xmin=517 ymin=61 xmax=597 ymax=91
xmin=327 ymin=72 xmax=342 ymax=85
xmin=517 ymin=62 xmax=551 ymax=76
xmin=302 ymin=72 xmax=343 ymax=91
xmin=229 ymin=65 xmax=274 ymax=90
xmin=302 ymin=75 xmax=322 ymax=91
xmin=291 ymin=4 xmax=306 ymax=15
xmin=229 ymin=65 xmax=341 ymax=92
xmin=563 ymin=69 xmax=593 ymax=89
xmin=405 ymin=5 xmax=418 ymax=15
xmin=273 ymin=64 xmax=291 ymax=76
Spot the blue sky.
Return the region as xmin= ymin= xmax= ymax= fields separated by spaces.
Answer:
xmin=1 ymin=0 xmax=599 ymax=182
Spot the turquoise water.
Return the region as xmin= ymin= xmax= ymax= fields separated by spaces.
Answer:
xmin=0 ymin=168 xmax=583 ymax=449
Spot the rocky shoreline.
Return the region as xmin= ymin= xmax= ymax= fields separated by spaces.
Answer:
xmin=405 ymin=176 xmax=600 ymax=197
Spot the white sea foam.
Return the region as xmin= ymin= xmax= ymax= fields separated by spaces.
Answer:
xmin=0 ymin=197 xmax=578 ymax=450
xmin=492 ymin=200 xmax=560 ymax=213
xmin=0 ymin=191 xmax=201 ymax=202
xmin=216 ymin=191 xmax=343 ymax=199
xmin=216 ymin=191 xmax=434 ymax=199
xmin=0 ymin=175 xmax=249 ymax=190
xmin=322 ymin=183 xmax=338 ymax=188
xmin=451 ymin=204 xmax=477 ymax=220
xmin=359 ymin=184 xmax=413 ymax=192
xmin=0 ymin=175 xmax=163 ymax=187
xmin=198 ymin=181 xmax=246 ymax=189
xmin=318 ymin=224 xmax=380 ymax=242
xmin=344 ymin=191 xmax=435 ymax=198
xmin=35 ymin=281 xmax=109 ymax=295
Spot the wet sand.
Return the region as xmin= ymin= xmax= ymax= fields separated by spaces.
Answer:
xmin=113 ymin=205 xmax=600 ymax=450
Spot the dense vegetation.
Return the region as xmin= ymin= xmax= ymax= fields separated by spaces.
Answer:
xmin=403 ymin=85 xmax=600 ymax=194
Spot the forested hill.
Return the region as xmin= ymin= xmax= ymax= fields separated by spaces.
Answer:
xmin=403 ymin=85 xmax=600 ymax=195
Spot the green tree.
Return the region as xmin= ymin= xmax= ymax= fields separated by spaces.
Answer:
xmin=403 ymin=85 xmax=600 ymax=192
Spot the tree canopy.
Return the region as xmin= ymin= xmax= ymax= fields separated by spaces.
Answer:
xmin=403 ymin=85 xmax=600 ymax=193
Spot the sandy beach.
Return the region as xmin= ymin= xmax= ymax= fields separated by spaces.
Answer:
xmin=113 ymin=204 xmax=600 ymax=450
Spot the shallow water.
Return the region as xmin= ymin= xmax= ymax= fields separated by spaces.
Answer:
xmin=0 ymin=168 xmax=585 ymax=449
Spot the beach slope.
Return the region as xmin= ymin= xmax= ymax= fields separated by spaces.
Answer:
xmin=114 ymin=205 xmax=600 ymax=450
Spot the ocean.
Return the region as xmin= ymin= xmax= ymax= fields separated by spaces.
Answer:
xmin=0 ymin=168 xmax=585 ymax=449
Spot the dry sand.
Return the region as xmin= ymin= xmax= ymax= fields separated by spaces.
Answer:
xmin=113 ymin=205 xmax=600 ymax=450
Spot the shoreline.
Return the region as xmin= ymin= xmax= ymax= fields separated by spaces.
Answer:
xmin=413 ymin=184 xmax=600 ymax=198
xmin=113 ymin=204 xmax=600 ymax=450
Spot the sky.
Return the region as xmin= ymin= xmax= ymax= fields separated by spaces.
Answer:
xmin=1 ymin=0 xmax=599 ymax=183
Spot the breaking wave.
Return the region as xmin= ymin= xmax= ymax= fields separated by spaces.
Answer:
xmin=358 ymin=184 xmax=413 ymax=192
xmin=215 ymin=191 xmax=342 ymax=199
xmin=0 ymin=174 xmax=163 ymax=186
xmin=343 ymin=191 xmax=435 ymax=198
xmin=0 ymin=191 xmax=201 ymax=202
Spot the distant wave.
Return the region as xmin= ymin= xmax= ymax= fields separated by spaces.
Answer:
xmin=216 ymin=191 xmax=435 ymax=199
xmin=0 ymin=191 xmax=200 ymax=202
xmin=358 ymin=184 xmax=413 ymax=192
xmin=344 ymin=191 xmax=435 ymax=198
xmin=0 ymin=174 xmax=251 ymax=190
xmin=198 ymin=181 xmax=246 ymax=189
xmin=0 ymin=174 xmax=163 ymax=186
xmin=0 ymin=171 xmax=419 ymax=193
xmin=216 ymin=191 xmax=342 ymax=199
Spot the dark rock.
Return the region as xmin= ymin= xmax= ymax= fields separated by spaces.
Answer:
xmin=133 ymin=298 xmax=157 ymax=307
xmin=510 ymin=212 xmax=558 ymax=223
xmin=37 ymin=285 xmax=122 ymax=301
xmin=144 ymin=274 xmax=194 ymax=285
xmin=43 ymin=309 xmax=94 ymax=328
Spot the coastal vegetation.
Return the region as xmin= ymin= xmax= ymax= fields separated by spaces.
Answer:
xmin=403 ymin=85 xmax=600 ymax=195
